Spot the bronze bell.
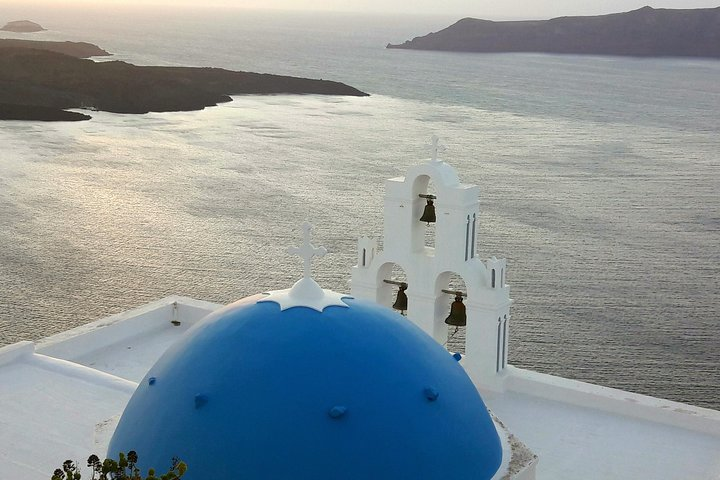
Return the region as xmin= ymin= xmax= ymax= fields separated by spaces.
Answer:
xmin=392 ymin=283 xmax=408 ymax=314
xmin=445 ymin=293 xmax=467 ymax=327
xmin=419 ymin=198 xmax=436 ymax=224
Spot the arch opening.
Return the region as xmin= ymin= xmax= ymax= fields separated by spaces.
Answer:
xmin=376 ymin=262 xmax=409 ymax=314
xmin=434 ymin=272 xmax=468 ymax=353
xmin=411 ymin=174 xmax=438 ymax=252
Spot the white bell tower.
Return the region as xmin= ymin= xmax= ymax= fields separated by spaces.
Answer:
xmin=351 ymin=137 xmax=512 ymax=389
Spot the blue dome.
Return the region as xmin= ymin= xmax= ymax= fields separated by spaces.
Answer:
xmin=108 ymin=296 xmax=502 ymax=479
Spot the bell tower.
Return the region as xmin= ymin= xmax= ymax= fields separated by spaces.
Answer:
xmin=351 ymin=137 xmax=512 ymax=389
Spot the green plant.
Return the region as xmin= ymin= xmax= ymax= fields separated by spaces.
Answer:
xmin=51 ymin=451 xmax=186 ymax=480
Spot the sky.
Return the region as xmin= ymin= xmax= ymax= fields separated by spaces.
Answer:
xmin=3 ymin=0 xmax=720 ymax=19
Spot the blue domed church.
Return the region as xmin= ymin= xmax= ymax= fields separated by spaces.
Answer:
xmin=109 ymin=149 xmax=511 ymax=479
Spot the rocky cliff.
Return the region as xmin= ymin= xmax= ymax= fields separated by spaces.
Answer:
xmin=387 ymin=6 xmax=720 ymax=58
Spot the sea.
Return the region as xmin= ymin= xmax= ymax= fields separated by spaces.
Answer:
xmin=1 ymin=4 xmax=718 ymax=409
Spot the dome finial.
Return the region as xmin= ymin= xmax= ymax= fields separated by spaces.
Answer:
xmin=259 ymin=222 xmax=351 ymax=311
xmin=288 ymin=221 xmax=327 ymax=280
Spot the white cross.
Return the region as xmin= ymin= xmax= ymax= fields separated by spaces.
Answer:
xmin=288 ymin=222 xmax=327 ymax=279
xmin=428 ymin=135 xmax=446 ymax=162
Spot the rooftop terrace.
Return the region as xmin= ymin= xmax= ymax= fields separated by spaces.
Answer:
xmin=1 ymin=296 xmax=719 ymax=479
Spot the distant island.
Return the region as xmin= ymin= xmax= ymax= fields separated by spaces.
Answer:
xmin=0 ymin=43 xmax=368 ymax=121
xmin=387 ymin=6 xmax=720 ymax=58
xmin=1 ymin=20 xmax=45 ymax=33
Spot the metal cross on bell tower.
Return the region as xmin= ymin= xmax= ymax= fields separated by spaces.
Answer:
xmin=428 ymin=135 xmax=447 ymax=163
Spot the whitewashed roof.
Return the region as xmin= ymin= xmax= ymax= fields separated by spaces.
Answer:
xmin=1 ymin=296 xmax=719 ymax=480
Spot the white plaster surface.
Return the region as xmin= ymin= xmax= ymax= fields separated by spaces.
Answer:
xmin=502 ymin=366 xmax=720 ymax=436
xmin=483 ymin=388 xmax=720 ymax=480
xmin=38 ymin=296 xmax=222 ymax=381
xmin=0 ymin=349 xmax=136 ymax=480
xmin=70 ymin=326 xmax=194 ymax=382
xmin=260 ymin=278 xmax=352 ymax=312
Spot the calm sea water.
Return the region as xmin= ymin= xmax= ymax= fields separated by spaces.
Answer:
xmin=1 ymin=5 xmax=718 ymax=409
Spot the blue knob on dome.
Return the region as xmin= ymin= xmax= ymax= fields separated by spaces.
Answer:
xmin=424 ymin=387 xmax=439 ymax=401
xmin=328 ymin=405 xmax=348 ymax=419
xmin=194 ymin=394 xmax=208 ymax=409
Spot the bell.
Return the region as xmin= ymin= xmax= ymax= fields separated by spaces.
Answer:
xmin=445 ymin=293 xmax=467 ymax=327
xmin=419 ymin=199 xmax=436 ymax=224
xmin=392 ymin=283 xmax=408 ymax=313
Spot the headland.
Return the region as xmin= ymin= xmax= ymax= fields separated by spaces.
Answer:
xmin=0 ymin=42 xmax=368 ymax=121
xmin=387 ymin=6 xmax=720 ymax=58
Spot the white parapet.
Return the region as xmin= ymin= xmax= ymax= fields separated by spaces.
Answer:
xmin=37 ymin=296 xmax=221 ymax=361
xmin=502 ymin=366 xmax=720 ymax=437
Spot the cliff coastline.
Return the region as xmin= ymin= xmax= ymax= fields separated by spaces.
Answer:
xmin=387 ymin=6 xmax=720 ymax=58
xmin=0 ymin=41 xmax=368 ymax=121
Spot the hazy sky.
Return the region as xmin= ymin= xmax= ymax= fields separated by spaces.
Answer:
xmin=6 ymin=0 xmax=720 ymax=19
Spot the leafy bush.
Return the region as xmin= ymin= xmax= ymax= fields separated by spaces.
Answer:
xmin=51 ymin=451 xmax=186 ymax=480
